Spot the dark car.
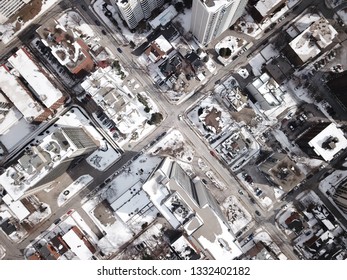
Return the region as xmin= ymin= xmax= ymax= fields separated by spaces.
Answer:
xmin=117 ymin=48 xmax=122 ymax=53
xmin=95 ymin=20 xmax=101 ymax=26
xmin=255 ymin=210 xmax=261 ymax=216
xmin=101 ymin=30 xmax=107 ymax=35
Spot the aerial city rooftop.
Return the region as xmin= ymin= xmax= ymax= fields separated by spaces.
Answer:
xmin=0 ymin=0 xmax=347 ymax=261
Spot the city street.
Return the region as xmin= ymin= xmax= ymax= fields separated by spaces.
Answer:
xmin=1 ymin=0 xmax=347 ymax=260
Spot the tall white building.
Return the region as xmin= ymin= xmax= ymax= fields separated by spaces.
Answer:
xmin=0 ymin=125 xmax=98 ymax=200
xmin=112 ymin=0 xmax=164 ymax=29
xmin=0 ymin=0 xmax=31 ymax=24
xmin=190 ymin=0 xmax=248 ymax=45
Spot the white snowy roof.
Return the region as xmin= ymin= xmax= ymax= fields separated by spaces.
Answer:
xmin=308 ymin=123 xmax=347 ymax=162
xmin=171 ymin=235 xmax=200 ymax=259
xmin=289 ymin=32 xmax=321 ymax=63
xmin=143 ymin=177 xmax=181 ymax=229
xmin=8 ymin=48 xmax=63 ymax=108
xmin=143 ymin=158 xmax=242 ymax=260
xmin=0 ymin=66 xmax=44 ymax=120
xmin=202 ymin=0 xmax=232 ymax=12
xmin=2 ymin=194 xmax=30 ymax=221
xmin=289 ymin=17 xmax=337 ymax=63
xmin=149 ymin=5 xmax=177 ymax=29
xmin=154 ymin=35 xmax=173 ymax=53
xmin=62 ymin=229 xmax=93 ymax=260
xmin=255 ymin=0 xmax=283 ymax=16
xmin=251 ymin=73 xmax=281 ymax=106
xmin=110 ymin=181 xmax=151 ymax=223
xmin=0 ymin=110 xmax=96 ymax=201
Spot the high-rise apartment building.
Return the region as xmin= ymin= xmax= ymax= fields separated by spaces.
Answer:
xmin=112 ymin=0 xmax=164 ymax=29
xmin=190 ymin=0 xmax=248 ymax=45
xmin=0 ymin=0 xmax=31 ymax=24
xmin=0 ymin=126 xmax=98 ymax=200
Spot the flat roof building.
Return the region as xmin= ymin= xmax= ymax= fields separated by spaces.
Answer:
xmin=250 ymin=0 xmax=287 ymax=23
xmin=0 ymin=65 xmax=49 ymax=123
xmin=8 ymin=48 xmax=66 ymax=110
xmin=307 ymin=123 xmax=347 ymax=162
xmin=143 ymin=158 xmax=242 ymax=260
xmin=149 ymin=4 xmax=177 ymax=29
xmin=286 ymin=17 xmax=338 ymax=66
xmin=0 ymin=125 xmax=98 ymax=201
xmin=246 ymin=73 xmax=284 ymax=111
xmin=259 ymin=153 xmax=305 ymax=192
xmin=297 ymin=123 xmax=347 ymax=162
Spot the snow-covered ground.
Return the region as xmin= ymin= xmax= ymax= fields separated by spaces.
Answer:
xmin=149 ymin=129 xmax=194 ymax=164
xmin=0 ymin=0 xmax=61 ymax=44
xmin=173 ymin=8 xmax=192 ymax=35
xmin=57 ymin=175 xmax=94 ymax=207
xmin=215 ymin=35 xmax=246 ymax=57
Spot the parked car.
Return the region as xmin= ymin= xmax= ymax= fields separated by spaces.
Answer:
xmin=255 ymin=210 xmax=261 ymax=216
xmin=117 ymin=48 xmax=122 ymax=53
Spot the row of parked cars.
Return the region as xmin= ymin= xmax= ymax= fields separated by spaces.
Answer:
xmin=96 ymin=110 xmax=119 ymax=139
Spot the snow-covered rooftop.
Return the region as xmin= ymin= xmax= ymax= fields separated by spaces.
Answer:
xmin=154 ymin=35 xmax=173 ymax=54
xmin=201 ymin=0 xmax=233 ymax=12
xmin=289 ymin=17 xmax=338 ymax=63
xmin=8 ymin=48 xmax=63 ymax=108
xmin=143 ymin=158 xmax=242 ymax=260
xmin=0 ymin=66 xmax=44 ymax=121
xmin=149 ymin=5 xmax=177 ymax=29
xmin=109 ymin=181 xmax=152 ymax=224
xmin=62 ymin=228 xmax=93 ymax=260
xmin=255 ymin=0 xmax=284 ymax=17
xmin=308 ymin=123 xmax=347 ymax=162
xmin=0 ymin=109 xmax=99 ymax=201
xmin=2 ymin=194 xmax=30 ymax=221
